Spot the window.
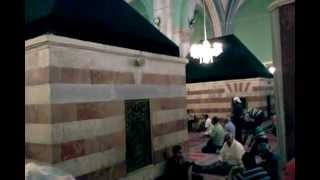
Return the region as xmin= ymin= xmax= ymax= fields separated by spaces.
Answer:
xmin=125 ymin=99 xmax=152 ymax=172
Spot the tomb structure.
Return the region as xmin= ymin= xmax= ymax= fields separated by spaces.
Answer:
xmin=25 ymin=0 xmax=188 ymax=179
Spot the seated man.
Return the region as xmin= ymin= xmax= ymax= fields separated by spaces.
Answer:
xmin=202 ymin=117 xmax=225 ymax=153
xmin=224 ymin=118 xmax=236 ymax=137
xmin=187 ymin=109 xmax=196 ymax=131
xmin=196 ymin=115 xmax=206 ymax=132
xmin=162 ymin=145 xmax=203 ymax=180
xmin=194 ymin=133 xmax=245 ymax=176
xmin=257 ymin=143 xmax=280 ymax=180
xmin=228 ymin=152 xmax=271 ymax=180
xmin=203 ymin=114 xmax=212 ymax=136
xmin=248 ymin=126 xmax=269 ymax=155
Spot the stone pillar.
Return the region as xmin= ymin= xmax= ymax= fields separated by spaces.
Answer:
xmin=173 ymin=30 xmax=192 ymax=58
xmin=153 ymin=0 xmax=193 ymax=58
xmin=268 ymin=0 xmax=295 ymax=167
xmin=154 ymin=0 xmax=173 ymax=40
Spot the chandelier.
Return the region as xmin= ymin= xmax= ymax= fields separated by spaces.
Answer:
xmin=190 ymin=0 xmax=223 ymax=64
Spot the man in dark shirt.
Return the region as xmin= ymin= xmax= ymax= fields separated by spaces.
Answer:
xmin=232 ymin=97 xmax=245 ymax=143
xmin=229 ymin=152 xmax=271 ymax=180
xmin=249 ymin=126 xmax=269 ymax=155
xmin=164 ymin=145 xmax=203 ymax=180
xmin=257 ymin=143 xmax=280 ymax=180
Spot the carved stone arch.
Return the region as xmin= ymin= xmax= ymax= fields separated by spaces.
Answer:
xmin=225 ymin=0 xmax=241 ymax=34
xmin=204 ymin=0 xmax=223 ymax=37
xmin=237 ymin=0 xmax=248 ymax=11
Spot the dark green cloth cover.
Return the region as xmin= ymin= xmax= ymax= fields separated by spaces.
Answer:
xmin=186 ymin=35 xmax=273 ymax=83
xmin=25 ymin=0 xmax=180 ymax=57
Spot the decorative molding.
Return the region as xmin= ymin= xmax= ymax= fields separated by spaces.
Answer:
xmin=25 ymin=35 xmax=187 ymax=64
xmin=134 ymin=57 xmax=146 ymax=67
xmin=188 ymin=9 xmax=199 ymax=28
xmin=212 ymin=0 xmax=226 ymax=33
xmin=225 ymin=0 xmax=240 ymax=35
xmin=153 ymin=17 xmax=161 ymax=27
xmin=205 ymin=0 xmax=223 ymax=37
xmin=268 ymin=0 xmax=295 ymax=11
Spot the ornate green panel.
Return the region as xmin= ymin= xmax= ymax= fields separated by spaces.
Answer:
xmin=125 ymin=99 xmax=152 ymax=173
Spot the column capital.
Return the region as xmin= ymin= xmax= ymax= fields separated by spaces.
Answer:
xmin=268 ymin=0 xmax=295 ymax=12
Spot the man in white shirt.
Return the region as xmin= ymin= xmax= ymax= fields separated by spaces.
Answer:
xmin=220 ymin=133 xmax=245 ymax=166
xmin=203 ymin=114 xmax=213 ymax=136
xmin=193 ymin=133 xmax=245 ymax=176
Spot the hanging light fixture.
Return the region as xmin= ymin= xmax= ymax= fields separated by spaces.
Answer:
xmin=190 ymin=0 xmax=223 ymax=64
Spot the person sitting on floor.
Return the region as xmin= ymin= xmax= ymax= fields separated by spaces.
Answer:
xmin=187 ymin=109 xmax=196 ymax=131
xmin=220 ymin=133 xmax=246 ymax=167
xmin=163 ymin=145 xmax=203 ymax=180
xmin=196 ymin=115 xmax=206 ymax=132
xmin=257 ymin=143 xmax=280 ymax=180
xmin=194 ymin=133 xmax=245 ymax=176
xmin=203 ymin=114 xmax=213 ymax=136
xmin=202 ymin=117 xmax=225 ymax=153
xmin=228 ymin=152 xmax=271 ymax=180
xmin=224 ymin=117 xmax=236 ymax=137
xmin=248 ymin=126 xmax=269 ymax=155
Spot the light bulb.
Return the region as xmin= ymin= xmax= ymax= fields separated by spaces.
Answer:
xmin=268 ymin=66 xmax=276 ymax=74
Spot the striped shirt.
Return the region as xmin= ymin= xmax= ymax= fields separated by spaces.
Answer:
xmin=232 ymin=167 xmax=271 ymax=180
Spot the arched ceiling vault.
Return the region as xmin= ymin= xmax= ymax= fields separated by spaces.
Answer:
xmin=204 ymin=0 xmax=223 ymax=37
xmin=205 ymin=0 xmax=247 ymax=37
xmin=126 ymin=0 xmax=247 ymax=38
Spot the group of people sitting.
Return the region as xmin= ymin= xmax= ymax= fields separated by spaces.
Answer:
xmin=160 ymin=133 xmax=278 ymax=180
xmin=201 ymin=117 xmax=235 ymax=154
xmin=196 ymin=132 xmax=278 ymax=179
xmin=161 ymin=97 xmax=280 ymax=179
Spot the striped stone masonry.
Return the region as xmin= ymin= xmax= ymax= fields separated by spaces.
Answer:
xmin=186 ymin=78 xmax=275 ymax=118
xmin=25 ymin=35 xmax=188 ymax=180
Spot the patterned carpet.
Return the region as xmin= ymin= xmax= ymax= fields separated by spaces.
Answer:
xmin=183 ymin=133 xmax=226 ymax=180
xmin=182 ymin=129 xmax=278 ymax=180
xmin=184 ymin=133 xmax=219 ymax=165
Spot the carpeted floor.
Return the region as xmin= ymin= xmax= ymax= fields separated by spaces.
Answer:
xmin=183 ymin=132 xmax=225 ymax=180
